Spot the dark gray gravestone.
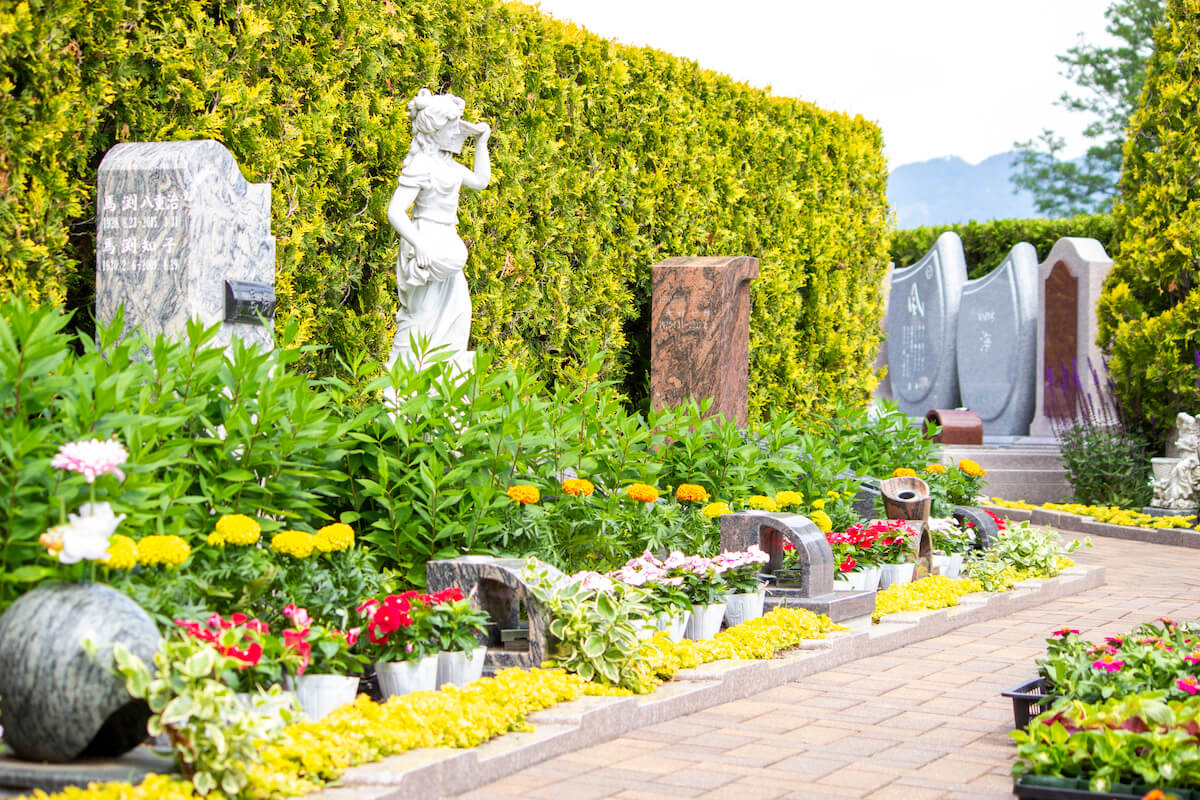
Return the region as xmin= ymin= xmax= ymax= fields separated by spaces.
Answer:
xmin=956 ymin=243 xmax=1039 ymax=435
xmin=719 ymin=512 xmax=874 ymax=622
xmin=426 ymin=556 xmax=563 ymax=675
xmin=886 ymin=232 xmax=968 ymax=416
xmin=96 ymin=140 xmax=276 ymax=351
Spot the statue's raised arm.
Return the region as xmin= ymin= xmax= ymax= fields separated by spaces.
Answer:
xmin=385 ymin=89 xmax=491 ymax=375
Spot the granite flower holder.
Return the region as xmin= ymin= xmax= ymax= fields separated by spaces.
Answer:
xmin=0 ymin=582 xmax=161 ymax=762
xmin=375 ymin=656 xmax=438 ymax=698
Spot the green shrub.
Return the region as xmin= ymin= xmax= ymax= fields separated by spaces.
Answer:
xmin=809 ymin=398 xmax=940 ymax=479
xmin=0 ymin=0 xmax=888 ymax=421
xmin=1058 ymin=424 xmax=1153 ymax=508
xmin=1097 ymin=0 xmax=1200 ymax=440
xmin=890 ymin=214 xmax=1116 ymax=279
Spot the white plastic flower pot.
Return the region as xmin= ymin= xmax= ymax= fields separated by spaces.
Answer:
xmin=375 ymin=655 xmax=438 ymax=698
xmin=684 ymin=603 xmax=727 ymax=640
xmin=655 ymin=610 xmax=691 ymax=643
xmin=435 ymin=648 xmax=486 ymax=688
xmin=863 ymin=565 xmax=882 ymax=590
xmin=879 ymin=562 xmax=915 ymax=589
xmin=294 ymin=674 xmax=359 ymax=721
xmin=948 ymin=553 xmax=965 ymax=578
xmin=723 ymin=591 xmax=766 ymax=627
xmin=930 ymin=553 xmax=952 ymax=576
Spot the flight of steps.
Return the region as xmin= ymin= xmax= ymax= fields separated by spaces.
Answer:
xmin=941 ymin=443 xmax=1072 ymax=505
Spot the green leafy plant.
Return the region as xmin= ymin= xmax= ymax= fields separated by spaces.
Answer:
xmin=525 ymin=560 xmax=654 ymax=692
xmin=812 ymin=399 xmax=940 ymax=479
xmin=112 ymin=637 xmax=291 ymax=797
xmin=1058 ymin=424 xmax=1154 ymax=508
xmin=991 ymin=521 xmax=1090 ymax=576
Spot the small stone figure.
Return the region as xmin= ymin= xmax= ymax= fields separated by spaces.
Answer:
xmin=1151 ymin=412 xmax=1200 ymax=510
xmin=385 ymin=89 xmax=491 ymax=375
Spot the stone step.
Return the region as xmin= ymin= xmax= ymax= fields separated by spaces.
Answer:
xmin=938 ymin=444 xmax=1072 ymax=504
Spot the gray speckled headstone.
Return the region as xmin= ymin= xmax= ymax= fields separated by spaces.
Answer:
xmin=956 ymin=243 xmax=1039 ymax=435
xmin=96 ymin=140 xmax=275 ymax=351
xmin=426 ymin=556 xmax=563 ymax=674
xmin=886 ymin=232 xmax=968 ymax=416
xmin=0 ymin=583 xmax=161 ymax=762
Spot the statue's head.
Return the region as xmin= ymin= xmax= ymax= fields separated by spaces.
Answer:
xmin=408 ymin=89 xmax=467 ymax=154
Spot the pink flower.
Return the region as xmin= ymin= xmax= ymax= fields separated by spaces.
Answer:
xmin=1184 ymin=652 xmax=1200 ymax=665
xmin=51 ymin=438 xmax=128 ymax=483
xmin=1178 ymin=676 xmax=1200 ymax=695
xmin=282 ymin=604 xmax=313 ymax=628
xmin=574 ymin=571 xmax=614 ymax=593
xmin=1105 ymin=636 xmax=1124 ymax=647
xmin=1092 ymin=655 xmax=1125 ymax=672
xmin=357 ymin=598 xmax=380 ymax=619
xmin=1053 ymin=628 xmax=1080 ymax=637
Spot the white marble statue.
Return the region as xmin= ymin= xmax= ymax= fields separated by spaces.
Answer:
xmin=1151 ymin=412 xmax=1200 ymax=509
xmin=386 ymin=89 xmax=491 ymax=374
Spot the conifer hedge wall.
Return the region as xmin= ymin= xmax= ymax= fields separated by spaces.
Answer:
xmin=0 ymin=0 xmax=889 ymax=419
xmin=890 ymin=214 xmax=1117 ymax=280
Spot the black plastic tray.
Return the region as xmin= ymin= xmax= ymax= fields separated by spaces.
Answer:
xmin=1002 ymin=676 xmax=1060 ymax=729
xmin=1016 ymin=774 xmax=1195 ymax=799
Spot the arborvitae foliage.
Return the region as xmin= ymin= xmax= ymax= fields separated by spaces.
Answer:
xmin=0 ymin=0 xmax=889 ymax=420
xmin=1097 ymin=0 xmax=1200 ymax=440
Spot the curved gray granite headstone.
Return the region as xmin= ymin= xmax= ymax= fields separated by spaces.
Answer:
xmin=719 ymin=511 xmax=833 ymax=597
xmin=886 ymin=231 xmax=968 ymax=416
xmin=96 ymin=140 xmax=276 ymax=352
xmin=0 ymin=583 xmax=161 ymax=762
xmin=956 ymin=243 xmax=1039 ymax=435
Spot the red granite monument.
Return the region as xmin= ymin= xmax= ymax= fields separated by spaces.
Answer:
xmin=650 ymin=256 xmax=759 ymax=425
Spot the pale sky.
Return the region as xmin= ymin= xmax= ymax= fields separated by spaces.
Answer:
xmin=533 ymin=0 xmax=1115 ymax=169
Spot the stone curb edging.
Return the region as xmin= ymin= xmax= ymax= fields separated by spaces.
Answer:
xmin=308 ymin=564 xmax=1106 ymax=800
xmin=983 ymin=504 xmax=1200 ymax=549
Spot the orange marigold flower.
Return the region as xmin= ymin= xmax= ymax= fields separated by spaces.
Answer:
xmin=562 ymin=478 xmax=595 ymax=496
xmin=507 ymin=485 xmax=540 ymax=504
xmin=958 ymin=459 xmax=987 ymax=477
xmin=924 ymin=464 xmax=947 ymax=474
xmin=892 ymin=467 xmax=918 ymax=478
xmin=675 ymin=483 xmax=710 ymax=502
xmin=627 ymin=483 xmax=660 ymax=503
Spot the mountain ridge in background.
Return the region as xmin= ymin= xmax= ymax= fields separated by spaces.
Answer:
xmin=888 ymin=151 xmax=1042 ymax=229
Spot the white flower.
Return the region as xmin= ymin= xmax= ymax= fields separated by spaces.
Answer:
xmin=56 ymin=502 xmax=126 ymax=564
xmin=50 ymin=438 xmax=129 ymax=483
xmin=573 ymin=571 xmax=614 ymax=593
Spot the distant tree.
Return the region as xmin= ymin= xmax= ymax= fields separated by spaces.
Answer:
xmin=1011 ymin=0 xmax=1164 ymax=217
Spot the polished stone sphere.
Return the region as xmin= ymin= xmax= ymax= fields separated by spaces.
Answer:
xmin=0 ymin=582 xmax=161 ymax=761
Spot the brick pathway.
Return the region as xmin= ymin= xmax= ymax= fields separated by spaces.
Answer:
xmin=454 ymin=534 xmax=1200 ymax=799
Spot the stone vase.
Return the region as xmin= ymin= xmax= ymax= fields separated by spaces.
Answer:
xmin=655 ymin=609 xmax=691 ymax=643
xmin=375 ymin=655 xmax=438 ymax=698
xmin=0 ymin=582 xmax=161 ymax=762
xmin=294 ymin=674 xmax=359 ymax=721
xmin=435 ymin=648 xmax=486 ymax=688
xmin=684 ymin=602 xmax=727 ymax=640
xmin=879 ymin=562 xmax=915 ymax=589
xmin=723 ymin=591 xmax=766 ymax=628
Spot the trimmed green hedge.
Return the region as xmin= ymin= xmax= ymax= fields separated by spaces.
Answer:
xmin=0 ymin=0 xmax=889 ymax=420
xmin=1097 ymin=0 xmax=1200 ymax=442
xmin=890 ymin=214 xmax=1116 ymax=279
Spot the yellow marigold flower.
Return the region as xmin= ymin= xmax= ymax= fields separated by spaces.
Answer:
xmin=675 ymin=483 xmax=710 ymax=502
xmin=627 ymin=483 xmax=660 ymax=503
xmin=137 ymin=535 xmax=191 ymax=568
xmin=507 ymin=485 xmax=540 ymax=505
xmin=958 ymin=459 xmax=987 ymax=477
xmin=562 ymin=478 xmax=595 ymax=496
xmin=747 ymin=495 xmax=778 ymax=512
xmin=827 ymin=490 xmax=840 ymax=498
xmin=774 ymin=490 xmax=804 ymax=508
xmin=892 ymin=467 xmax=918 ymax=478
xmin=810 ymin=509 xmax=833 ymax=532
xmin=811 ymin=498 xmax=826 ymax=510
xmin=701 ymin=501 xmax=732 ymax=519
xmin=925 ymin=464 xmax=947 ymax=474
xmin=103 ymin=534 xmax=138 ymax=570
xmin=210 ymin=513 xmax=261 ymax=546
xmin=315 ymin=522 xmax=355 ymax=553
xmin=272 ymin=530 xmax=316 ymax=559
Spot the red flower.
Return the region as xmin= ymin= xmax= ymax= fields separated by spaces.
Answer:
xmin=839 ymin=556 xmax=856 ymax=573
xmin=357 ymin=598 xmax=380 ymax=618
xmin=231 ymin=612 xmax=248 ymax=626
xmin=782 ymin=540 xmax=795 ymax=552
xmin=283 ymin=629 xmax=312 ymax=676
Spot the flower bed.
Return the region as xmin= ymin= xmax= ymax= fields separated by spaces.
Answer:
xmin=991 ymin=497 xmax=1197 ymax=530
xmin=871 ymin=575 xmax=982 ymax=621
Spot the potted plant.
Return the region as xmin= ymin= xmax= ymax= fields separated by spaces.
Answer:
xmin=612 ymin=552 xmax=692 ymax=642
xmin=715 ymin=546 xmax=769 ymax=626
xmin=173 ymin=613 xmax=303 ymax=721
xmin=426 ymin=588 xmax=490 ymax=687
xmin=357 ymin=591 xmax=438 ymax=698
xmin=928 ymin=518 xmax=974 ymax=577
xmin=874 ymin=521 xmax=918 ymax=588
xmin=665 ymin=552 xmax=728 ymax=640
xmin=279 ymin=604 xmax=366 ymax=720
xmin=828 ymin=523 xmax=883 ymax=591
